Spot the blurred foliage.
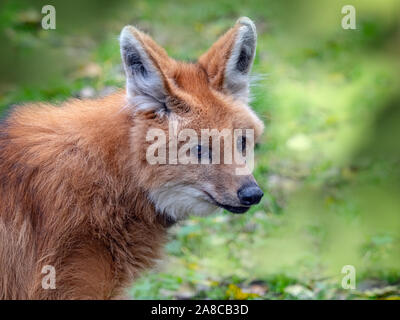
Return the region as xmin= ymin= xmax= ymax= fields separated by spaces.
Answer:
xmin=0 ymin=0 xmax=399 ymax=299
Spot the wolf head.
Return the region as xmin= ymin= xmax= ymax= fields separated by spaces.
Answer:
xmin=120 ymin=17 xmax=264 ymax=221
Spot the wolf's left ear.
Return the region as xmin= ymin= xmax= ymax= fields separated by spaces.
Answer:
xmin=120 ymin=26 xmax=173 ymax=112
xmin=198 ymin=17 xmax=257 ymax=103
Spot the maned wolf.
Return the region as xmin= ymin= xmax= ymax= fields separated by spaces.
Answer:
xmin=0 ymin=17 xmax=264 ymax=299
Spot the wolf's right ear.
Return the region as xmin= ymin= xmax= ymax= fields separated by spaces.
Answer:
xmin=198 ymin=17 xmax=257 ymax=104
xmin=120 ymin=26 xmax=172 ymax=112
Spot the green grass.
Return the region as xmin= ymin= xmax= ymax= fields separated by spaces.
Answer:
xmin=1 ymin=0 xmax=399 ymax=299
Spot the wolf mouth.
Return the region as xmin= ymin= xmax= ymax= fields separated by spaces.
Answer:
xmin=217 ymin=203 xmax=250 ymax=214
xmin=202 ymin=191 xmax=250 ymax=214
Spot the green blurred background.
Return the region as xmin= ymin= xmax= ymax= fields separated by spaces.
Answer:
xmin=1 ymin=0 xmax=399 ymax=299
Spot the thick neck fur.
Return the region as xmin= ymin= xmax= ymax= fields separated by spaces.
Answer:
xmin=0 ymin=91 xmax=168 ymax=299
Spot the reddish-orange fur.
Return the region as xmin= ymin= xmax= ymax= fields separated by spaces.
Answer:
xmin=0 ymin=93 xmax=170 ymax=299
xmin=0 ymin=19 xmax=263 ymax=299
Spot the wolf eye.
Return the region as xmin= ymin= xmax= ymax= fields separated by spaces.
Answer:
xmin=195 ymin=145 xmax=212 ymax=163
xmin=196 ymin=145 xmax=202 ymax=160
xmin=238 ymin=136 xmax=247 ymax=153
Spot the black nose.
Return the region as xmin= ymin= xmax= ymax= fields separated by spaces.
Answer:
xmin=237 ymin=184 xmax=264 ymax=206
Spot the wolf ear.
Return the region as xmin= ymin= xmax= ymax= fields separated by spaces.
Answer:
xmin=120 ymin=26 xmax=172 ymax=112
xmin=198 ymin=17 xmax=257 ymax=103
